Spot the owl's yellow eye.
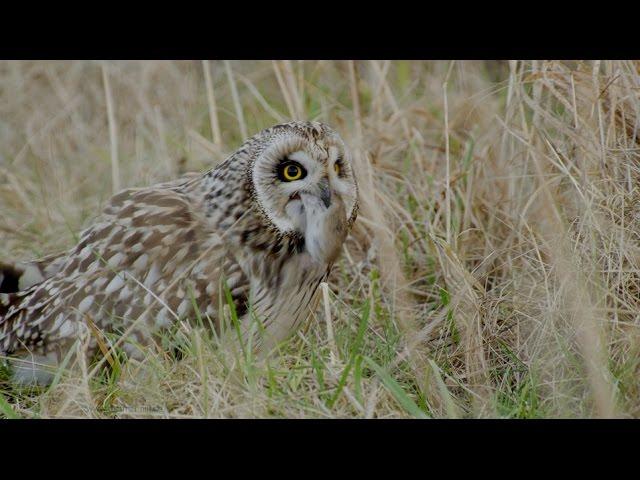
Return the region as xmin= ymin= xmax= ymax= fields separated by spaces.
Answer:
xmin=284 ymin=164 xmax=302 ymax=181
xmin=334 ymin=163 xmax=341 ymax=175
xmin=279 ymin=161 xmax=306 ymax=182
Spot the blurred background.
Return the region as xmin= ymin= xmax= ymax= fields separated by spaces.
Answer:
xmin=1 ymin=60 xmax=639 ymax=418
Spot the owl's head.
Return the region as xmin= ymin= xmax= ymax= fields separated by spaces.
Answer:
xmin=248 ymin=121 xmax=358 ymax=262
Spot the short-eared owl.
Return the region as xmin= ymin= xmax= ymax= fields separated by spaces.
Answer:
xmin=0 ymin=121 xmax=359 ymax=385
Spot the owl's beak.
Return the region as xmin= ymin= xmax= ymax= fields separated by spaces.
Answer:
xmin=318 ymin=177 xmax=332 ymax=208
xmin=298 ymin=177 xmax=332 ymax=211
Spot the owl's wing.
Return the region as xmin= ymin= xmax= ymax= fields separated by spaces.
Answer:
xmin=1 ymin=182 xmax=249 ymax=357
xmin=0 ymin=172 xmax=204 ymax=295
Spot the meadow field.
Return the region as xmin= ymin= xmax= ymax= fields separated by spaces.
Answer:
xmin=1 ymin=60 xmax=639 ymax=418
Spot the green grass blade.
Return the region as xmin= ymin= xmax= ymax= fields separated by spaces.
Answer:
xmin=428 ymin=359 xmax=460 ymax=418
xmin=0 ymin=393 xmax=20 ymax=419
xmin=327 ymin=360 xmax=354 ymax=408
xmin=364 ymin=356 xmax=429 ymax=419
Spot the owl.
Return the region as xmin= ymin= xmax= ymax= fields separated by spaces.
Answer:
xmin=0 ymin=121 xmax=359 ymax=385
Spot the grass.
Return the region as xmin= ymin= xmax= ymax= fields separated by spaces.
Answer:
xmin=1 ymin=60 xmax=639 ymax=418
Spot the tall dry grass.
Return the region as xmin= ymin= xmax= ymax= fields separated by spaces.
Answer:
xmin=1 ymin=60 xmax=639 ymax=418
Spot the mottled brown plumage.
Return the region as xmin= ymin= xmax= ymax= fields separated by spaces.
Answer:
xmin=0 ymin=121 xmax=358 ymax=384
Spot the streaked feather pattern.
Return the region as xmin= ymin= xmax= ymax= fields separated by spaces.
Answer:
xmin=0 ymin=121 xmax=358 ymax=384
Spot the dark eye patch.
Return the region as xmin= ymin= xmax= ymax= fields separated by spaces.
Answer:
xmin=276 ymin=159 xmax=307 ymax=182
xmin=334 ymin=156 xmax=345 ymax=176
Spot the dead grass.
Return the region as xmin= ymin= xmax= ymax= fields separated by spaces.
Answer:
xmin=1 ymin=60 xmax=639 ymax=418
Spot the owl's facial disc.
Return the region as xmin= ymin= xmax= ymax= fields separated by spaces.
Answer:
xmin=251 ymin=130 xmax=358 ymax=261
xmin=275 ymin=150 xmax=335 ymax=234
